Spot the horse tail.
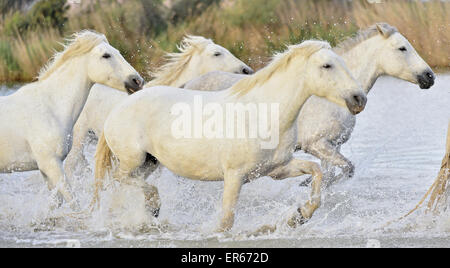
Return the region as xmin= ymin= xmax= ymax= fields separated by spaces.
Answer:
xmin=92 ymin=132 xmax=113 ymax=208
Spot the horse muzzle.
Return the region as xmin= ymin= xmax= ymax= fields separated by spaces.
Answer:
xmin=417 ymin=70 xmax=435 ymax=89
xmin=125 ymin=74 xmax=144 ymax=94
xmin=345 ymin=93 xmax=367 ymax=115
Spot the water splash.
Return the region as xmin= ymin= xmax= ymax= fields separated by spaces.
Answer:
xmin=0 ymin=75 xmax=449 ymax=247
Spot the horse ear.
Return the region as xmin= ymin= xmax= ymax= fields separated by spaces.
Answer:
xmin=376 ymin=23 xmax=390 ymax=38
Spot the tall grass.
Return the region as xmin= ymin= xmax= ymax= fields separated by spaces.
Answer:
xmin=0 ymin=0 xmax=449 ymax=83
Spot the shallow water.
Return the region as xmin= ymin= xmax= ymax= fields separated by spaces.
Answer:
xmin=0 ymin=75 xmax=449 ymax=248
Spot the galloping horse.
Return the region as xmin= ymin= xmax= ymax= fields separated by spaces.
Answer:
xmin=183 ymin=23 xmax=436 ymax=185
xmin=64 ymin=36 xmax=253 ymax=178
xmin=95 ymin=40 xmax=366 ymax=231
xmin=0 ymin=30 xmax=143 ymax=208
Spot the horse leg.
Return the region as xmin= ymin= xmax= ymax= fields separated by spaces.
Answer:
xmin=37 ymin=155 xmax=78 ymax=210
xmin=269 ymin=159 xmax=323 ymax=227
xmin=303 ymin=138 xmax=354 ymax=187
xmin=132 ymin=154 xmax=161 ymax=217
xmin=299 ymin=159 xmax=333 ymax=187
xmin=218 ymin=170 xmax=244 ymax=232
xmin=64 ymin=123 xmax=91 ymax=179
xmin=114 ymin=154 xmax=161 ymax=218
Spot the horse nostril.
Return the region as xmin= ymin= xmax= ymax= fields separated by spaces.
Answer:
xmin=242 ymin=67 xmax=254 ymax=75
xmin=353 ymin=95 xmax=366 ymax=106
xmin=132 ymin=76 xmax=144 ymax=88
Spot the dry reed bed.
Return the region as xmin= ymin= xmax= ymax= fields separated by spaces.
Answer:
xmin=0 ymin=0 xmax=449 ymax=83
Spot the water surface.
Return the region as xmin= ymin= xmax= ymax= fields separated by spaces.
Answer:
xmin=0 ymin=75 xmax=449 ymax=248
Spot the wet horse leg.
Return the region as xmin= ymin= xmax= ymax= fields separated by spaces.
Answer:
xmin=269 ymin=159 xmax=323 ymax=227
xmin=218 ymin=169 xmax=244 ymax=232
xmin=37 ymin=155 xmax=78 ymax=210
xmin=131 ymin=154 xmax=161 ymax=217
xmin=301 ymin=138 xmax=354 ymax=187
xmin=111 ymin=153 xmax=161 ymax=217
xmin=64 ymin=125 xmax=92 ymax=179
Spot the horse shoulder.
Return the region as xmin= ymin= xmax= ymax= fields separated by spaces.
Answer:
xmin=297 ymin=96 xmax=355 ymax=147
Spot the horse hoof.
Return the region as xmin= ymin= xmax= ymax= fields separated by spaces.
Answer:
xmin=145 ymin=204 xmax=160 ymax=218
xmin=299 ymin=176 xmax=312 ymax=187
xmin=152 ymin=208 xmax=160 ymax=218
xmin=287 ymin=210 xmax=309 ymax=228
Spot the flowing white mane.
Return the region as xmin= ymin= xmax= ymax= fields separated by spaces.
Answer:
xmin=230 ymin=40 xmax=331 ymax=96
xmin=334 ymin=23 xmax=398 ymax=54
xmin=38 ymin=30 xmax=108 ymax=81
xmin=145 ymin=35 xmax=214 ymax=87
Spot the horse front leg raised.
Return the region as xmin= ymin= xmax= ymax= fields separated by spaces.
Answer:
xmin=303 ymin=138 xmax=354 ymax=187
xmin=218 ymin=170 xmax=244 ymax=232
xmin=269 ymin=159 xmax=323 ymax=228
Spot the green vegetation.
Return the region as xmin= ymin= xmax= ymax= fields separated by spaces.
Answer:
xmin=3 ymin=0 xmax=69 ymax=35
xmin=0 ymin=0 xmax=448 ymax=83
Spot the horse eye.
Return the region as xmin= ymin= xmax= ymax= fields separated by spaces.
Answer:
xmin=399 ymin=46 xmax=407 ymax=52
xmin=214 ymin=52 xmax=222 ymax=57
xmin=322 ymin=64 xmax=332 ymax=69
xmin=102 ymin=53 xmax=111 ymax=59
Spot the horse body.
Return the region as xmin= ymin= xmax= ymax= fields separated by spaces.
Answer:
xmin=0 ymin=68 xmax=91 ymax=173
xmin=64 ymin=36 xmax=253 ymax=177
xmin=183 ymin=24 xmax=436 ymax=184
xmin=0 ymin=31 xmax=143 ymax=206
xmin=96 ymin=41 xmax=366 ymax=231
xmin=182 ymin=71 xmax=246 ymax=91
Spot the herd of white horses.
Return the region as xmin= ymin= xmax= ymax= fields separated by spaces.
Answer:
xmin=0 ymin=23 xmax=436 ymax=232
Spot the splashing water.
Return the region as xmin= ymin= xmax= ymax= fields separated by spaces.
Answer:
xmin=0 ymin=75 xmax=449 ymax=247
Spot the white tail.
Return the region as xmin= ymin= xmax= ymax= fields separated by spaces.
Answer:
xmin=92 ymin=132 xmax=114 ymax=207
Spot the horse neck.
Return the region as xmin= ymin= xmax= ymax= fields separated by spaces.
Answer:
xmin=341 ymin=38 xmax=383 ymax=94
xmin=230 ymin=67 xmax=311 ymax=134
xmin=40 ymin=56 xmax=93 ymax=127
xmin=171 ymin=57 xmax=204 ymax=87
xmin=147 ymin=55 xmax=199 ymax=88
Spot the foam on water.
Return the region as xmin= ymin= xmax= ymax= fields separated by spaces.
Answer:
xmin=0 ymin=75 xmax=449 ymax=247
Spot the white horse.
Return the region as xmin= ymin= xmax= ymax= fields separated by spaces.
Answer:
xmin=183 ymin=23 xmax=436 ymax=185
xmin=94 ymin=40 xmax=366 ymax=231
xmin=64 ymin=35 xmax=253 ymax=178
xmin=0 ymin=30 xmax=143 ymax=208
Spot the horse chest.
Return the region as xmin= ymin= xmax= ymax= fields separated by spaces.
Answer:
xmin=29 ymin=120 xmax=73 ymax=159
xmin=329 ymin=108 xmax=356 ymax=145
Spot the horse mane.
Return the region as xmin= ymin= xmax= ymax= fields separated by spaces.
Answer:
xmin=229 ymin=40 xmax=331 ymax=97
xmin=334 ymin=23 xmax=398 ymax=54
xmin=145 ymin=35 xmax=214 ymax=87
xmin=38 ymin=30 xmax=108 ymax=81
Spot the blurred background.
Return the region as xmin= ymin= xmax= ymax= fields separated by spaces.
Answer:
xmin=0 ymin=0 xmax=449 ymax=83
